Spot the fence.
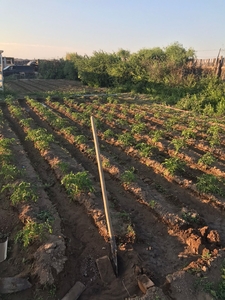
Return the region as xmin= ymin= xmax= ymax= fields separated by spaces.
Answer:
xmin=188 ymin=56 xmax=225 ymax=79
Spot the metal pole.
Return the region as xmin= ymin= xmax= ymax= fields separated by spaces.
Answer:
xmin=90 ymin=116 xmax=118 ymax=275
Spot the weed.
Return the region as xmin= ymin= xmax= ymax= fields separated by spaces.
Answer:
xmin=148 ymin=199 xmax=156 ymax=208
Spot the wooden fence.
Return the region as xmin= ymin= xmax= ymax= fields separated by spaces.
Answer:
xmin=188 ymin=56 xmax=225 ymax=79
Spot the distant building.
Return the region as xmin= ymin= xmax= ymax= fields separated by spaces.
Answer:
xmin=2 ymin=57 xmax=14 ymax=68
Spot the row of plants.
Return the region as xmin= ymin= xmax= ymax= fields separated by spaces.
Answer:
xmin=55 ymin=98 xmax=225 ymax=207
xmin=6 ymin=96 xmax=136 ymax=244
xmin=0 ymin=111 xmax=54 ymax=248
xmin=23 ymin=97 xmax=225 ymax=282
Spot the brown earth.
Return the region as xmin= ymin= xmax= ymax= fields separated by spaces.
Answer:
xmin=0 ymin=79 xmax=225 ymax=300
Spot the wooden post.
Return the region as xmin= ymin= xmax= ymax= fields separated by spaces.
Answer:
xmin=90 ymin=116 xmax=118 ymax=275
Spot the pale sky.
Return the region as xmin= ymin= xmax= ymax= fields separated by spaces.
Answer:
xmin=0 ymin=0 xmax=224 ymax=59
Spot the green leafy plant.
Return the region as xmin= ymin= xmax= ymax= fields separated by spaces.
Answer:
xmin=148 ymin=199 xmax=156 ymax=208
xmin=136 ymin=142 xmax=154 ymax=157
xmin=74 ymin=135 xmax=87 ymax=145
xmin=131 ymin=123 xmax=146 ymax=134
xmin=198 ymin=152 xmax=215 ymax=167
xmin=61 ymin=171 xmax=94 ymax=197
xmin=26 ymin=128 xmax=54 ymax=151
xmin=151 ymin=130 xmax=163 ymax=144
xmin=0 ymin=164 xmax=19 ymax=181
xmin=2 ymin=181 xmax=38 ymax=205
xmin=15 ymin=220 xmax=52 ymax=247
xmin=120 ymin=168 xmax=136 ymax=184
xmin=118 ymin=132 xmax=135 ymax=146
xmin=103 ymin=129 xmax=115 ymax=139
xmin=170 ymin=138 xmax=186 ymax=154
xmin=163 ymin=157 xmax=186 ymax=175
xmin=196 ymin=174 xmax=224 ymax=195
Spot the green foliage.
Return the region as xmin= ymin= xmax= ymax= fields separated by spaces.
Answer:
xmin=2 ymin=181 xmax=38 ymax=205
xmin=103 ymin=129 xmax=115 ymax=139
xmin=74 ymin=135 xmax=87 ymax=144
xmin=118 ymin=132 xmax=135 ymax=146
xmin=196 ymin=174 xmax=224 ymax=195
xmin=61 ymin=171 xmax=94 ymax=197
xmin=170 ymin=138 xmax=186 ymax=154
xmin=151 ymin=130 xmax=163 ymax=144
xmin=38 ymin=59 xmax=78 ymax=80
xmin=0 ymin=163 xmax=19 ymax=181
xmin=131 ymin=123 xmax=146 ymax=134
xmin=198 ymin=153 xmax=215 ymax=167
xmin=120 ymin=168 xmax=136 ymax=184
xmin=163 ymin=157 xmax=186 ymax=175
xmin=15 ymin=220 xmax=52 ymax=247
xmin=136 ymin=142 xmax=154 ymax=157
xmin=26 ymin=128 xmax=54 ymax=151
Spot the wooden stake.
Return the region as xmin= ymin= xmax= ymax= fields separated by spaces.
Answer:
xmin=90 ymin=116 xmax=118 ymax=275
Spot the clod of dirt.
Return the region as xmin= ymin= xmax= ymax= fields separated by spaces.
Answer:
xmin=32 ymin=235 xmax=67 ymax=285
xmin=207 ymin=230 xmax=220 ymax=245
xmin=198 ymin=226 xmax=209 ymax=239
xmin=186 ymin=233 xmax=203 ymax=254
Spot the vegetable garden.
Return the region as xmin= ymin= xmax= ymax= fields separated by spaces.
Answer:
xmin=0 ymin=79 xmax=225 ymax=300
